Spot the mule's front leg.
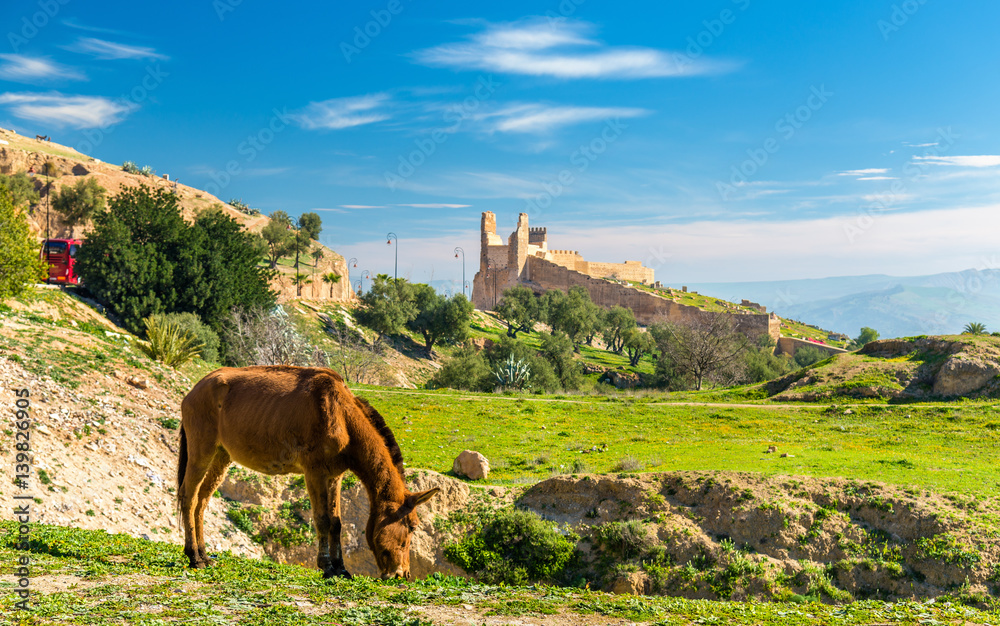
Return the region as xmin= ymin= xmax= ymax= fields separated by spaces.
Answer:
xmin=325 ymin=474 xmax=351 ymax=579
xmin=305 ymin=471 xmax=349 ymax=579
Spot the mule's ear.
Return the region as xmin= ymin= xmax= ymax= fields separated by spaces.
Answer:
xmin=403 ymin=487 xmax=440 ymax=512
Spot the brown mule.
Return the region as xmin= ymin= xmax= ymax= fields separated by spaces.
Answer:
xmin=177 ymin=365 xmax=439 ymax=579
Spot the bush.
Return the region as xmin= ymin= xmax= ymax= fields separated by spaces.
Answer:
xmin=444 ymin=508 xmax=579 ymax=585
xmin=484 ymin=336 xmax=560 ymax=392
xmin=138 ymin=315 xmax=203 ymax=368
xmin=154 ymin=312 xmax=220 ymax=363
xmin=430 ymin=346 xmax=492 ymax=391
xmin=0 ymin=182 xmax=46 ymax=301
xmin=794 ymin=345 xmax=827 ymax=368
xmin=593 ymin=520 xmax=653 ymax=560
xmin=492 ymin=355 xmax=532 ymax=390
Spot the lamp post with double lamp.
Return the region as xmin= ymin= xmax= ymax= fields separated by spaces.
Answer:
xmin=386 ymin=233 xmax=397 ymax=281
xmin=453 ymin=246 xmax=465 ymax=296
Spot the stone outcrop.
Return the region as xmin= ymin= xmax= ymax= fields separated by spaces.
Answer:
xmin=452 ymin=450 xmax=490 ymax=480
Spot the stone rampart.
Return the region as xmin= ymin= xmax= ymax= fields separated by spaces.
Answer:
xmin=775 ymin=337 xmax=848 ymax=359
xmin=526 ymin=257 xmax=778 ymax=339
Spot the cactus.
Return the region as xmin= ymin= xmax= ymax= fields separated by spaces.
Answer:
xmin=493 ymin=355 xmax=532 ymax=390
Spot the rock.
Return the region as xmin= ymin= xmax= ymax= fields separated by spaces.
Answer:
xmin=600 ymin=370 xmax=641 ymax=389
xmin=843 ymin=409 xmax=853 ymax=415
xmin=452 ymin=450 xmax=490 ymax=480
xmin=611 ymin=571 xmax=649 ymax=595
xmin=780 ymin=453 xmax=795 ymax=458
xmin=765 ymin=446 xmax=776 ymax=454
xmin=126 ymin=376 xmax=149 ymax=390
xmin=933 ymin=356 xmax=1000 ymax=396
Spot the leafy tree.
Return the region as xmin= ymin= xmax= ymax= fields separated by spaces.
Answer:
xmin=741 ymin=336 xmax=793 ymax=383
xmin=356 ymin=274 xmax=417 ymax=339
xmin=269 ymin=210 xmax=293 ymax=228
xmin=622 ymin=326 xmax=655 ymax=367
xmin=297 ymin=211 xmax=322 ymax=240
xmin=430 ymin=346 xmax=492 ymax=391
xmin=261 ymin=219 xmax=293 ymax=268
xmin=495 ymin=285 xmax=540 ymax=338
xmin=0 ymin=172 xmax=40 ymax=209
xmin=650 ymin=315 xmax=750 ymax=391
xmin=963 ymin=322 xmax=987 ymax=335
xmin=76 ymin=185 xmax=275 ymax=335
xmin=793 ymin=345 xmax=827 ymax=368
xmin=53 ymin=177 xmax=106 ymax=237
xmin=853 ymin=326 xmax=880 ymax=350
xmin=407 ymin=285 xmax=474 ymax=355
xmin=0 ymin=183 xmax=46 ymax=301
xmin=539 ymin=331 xmax=583 ymax=390
xmin=321 ymin=272 xmax=341 ymax=298
xmin=546 ymin=286 xmax=601 ymax=346
xmin=601 ymin=306 xmax=637 ymax=354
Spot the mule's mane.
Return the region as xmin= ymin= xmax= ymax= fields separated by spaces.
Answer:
xmin=354 ymin=397 xmax=405 ymax=478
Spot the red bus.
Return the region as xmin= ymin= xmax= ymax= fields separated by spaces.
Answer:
xmin=41 ymin=239 xmax=83 ymax=285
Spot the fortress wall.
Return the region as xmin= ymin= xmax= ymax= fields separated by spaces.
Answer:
xmin=775 ymin=336 xmax=848 ymax=359
xmin=486 ymin=245 xmax=509 ymax=268
xmin=526 ymin=257 xmax=778 ymax=340
xmin=585 ymin=260 xmax=654 ymax=283
xmin=548 ymin=250 xmax=586 ymax=272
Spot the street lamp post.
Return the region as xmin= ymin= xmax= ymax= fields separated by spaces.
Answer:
xmin=454 ymin=246 xmax=465 ymax=295
xmin=464 ymin=280 xmax=471 ymax=297
xmin=347 ymin=257 xmax=357 ymax=292
xmin=362 ymin=269 xmax=372 ymax=294
xmin=386 ymin=233 xmax=397 ymax=281
xmin=354 ymin=279 xmax=362 ymax=296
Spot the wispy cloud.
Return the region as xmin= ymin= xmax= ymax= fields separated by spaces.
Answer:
xmin=857 ymin=176 xmax=898 ymax=181
xmin=293 ymin=94 xmax=392 ymax=130
xmin=0 ymin=55 xmax=85 ymax=83
xmin=475 ymin=103 xmax=648 ymax=133
xmin=838 ymin=168 xmax=889 ymax=176
xmin=0 ymin=92 xmax=131 ymax=128
xmin=414 ymin=17 xmax=734 ymax=79
xmin=397 ymin=203 xmax=471 ymax=209
xmin=68 ymin=37 xmax=168 ymax=61
xmin=913 ymin=155 xmax=1000 ymax=168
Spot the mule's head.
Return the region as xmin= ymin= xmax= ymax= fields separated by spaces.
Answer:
xmin=368 ymin=487 xmax=439 ymax=580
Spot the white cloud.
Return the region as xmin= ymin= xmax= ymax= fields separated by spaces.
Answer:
xmin=477 ymin=103 xmax=648 ymax=134
xmin=68 ymin=37 xmax=168 ymax=61
xmin=0 ymin=55 xmax=85 ymax=82
xmin=838 ymin=168 xmax=889 ymax=176
xmin=0 ymin=92 xmax=130 ymax=128
xmin=396 ymin=203 xmax=472 ymax=209
xmin=294 ymin=94 xmax=391 ymax=130
xmin=856 ymin=176 xmax=897 ymax=181
xmin=912 ymin=155 xmax=1000 ymax=168
xmin=414 ymin=17 xmax=733 ymax=79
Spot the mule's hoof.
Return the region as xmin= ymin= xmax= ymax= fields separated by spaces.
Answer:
xmin=323 ymin=567 xmax=352 ymax=579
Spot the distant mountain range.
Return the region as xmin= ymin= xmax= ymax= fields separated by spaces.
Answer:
xmin=686 ymin=269 xmax=1000 ymax=339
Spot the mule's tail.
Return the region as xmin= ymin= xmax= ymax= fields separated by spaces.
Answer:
xmin=176 ymin=424 xmax=188 ymax=517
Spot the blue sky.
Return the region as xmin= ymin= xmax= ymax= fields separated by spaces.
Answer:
xmin=2 ymin=0 xmax=1000 ymax=288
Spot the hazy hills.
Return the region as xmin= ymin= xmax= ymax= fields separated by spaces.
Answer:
xmin=687 ymin=268 xmax=1000 ymax=338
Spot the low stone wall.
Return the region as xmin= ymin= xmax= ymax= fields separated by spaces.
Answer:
xmin=525 ymin=257 xmax=779 ymax=340
xmin=775 ymin=336 xmax=848 ymax=359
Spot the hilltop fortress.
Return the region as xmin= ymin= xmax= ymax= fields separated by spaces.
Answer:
xmin=472 ymin=212 xmax=781 ymax=340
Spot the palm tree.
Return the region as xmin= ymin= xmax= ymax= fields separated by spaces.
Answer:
xmin=321 ymin=272 xmax=341 ymax=298
xmin=311 ymin=246 xmax=325 ymax=267
xmin=292 ymin=273 xmax=312 ymax=297
xmin=963 ymin=322 xmax=987 ymax=335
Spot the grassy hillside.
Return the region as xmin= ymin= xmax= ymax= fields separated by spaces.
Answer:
xmin=3 ymin=522 xmax=998 ymax=625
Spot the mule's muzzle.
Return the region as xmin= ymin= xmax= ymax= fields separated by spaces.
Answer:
xmin=381 ymin=569 xmax=411 ymax=581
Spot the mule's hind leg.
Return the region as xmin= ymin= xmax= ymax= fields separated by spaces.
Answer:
xmin=179 ymin=443 xmax=216 ymax=569
xmin=326 ymin=474 xmax=351 ymax=578
xmin=304 ymin=470 xmax=346 ymax=578
xmin=193 ymin=449 xmax=231 ymax=566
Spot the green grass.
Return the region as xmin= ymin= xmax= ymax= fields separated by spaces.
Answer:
xmin=348 ymin=386 xmax=1000 ymax=497
xmin=1 ymin=522 xmax=997 ymax=625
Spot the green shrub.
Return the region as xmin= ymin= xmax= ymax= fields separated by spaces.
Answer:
xmin=444 ymin=508 xmax=579 ymax=585
xmin=593 ymin=520 xmax=652 ymax=560
xmin=431 ymin=346 xmax=492 ymax=391
xmin=138 ymin=315 xmax=203 ymax=368
xmin=154 ymin=312 xmax=220 ymax=363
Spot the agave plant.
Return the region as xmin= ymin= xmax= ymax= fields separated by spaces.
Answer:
xmin=493 ymin=355 xmax=532 ymax=390
xmin=139 ymin=316 xmax=204 ymax=368
xmin=121 ymin=160 xmax=140 ymax=174
xmin=139 ymin=164 xmax=156 ymax=177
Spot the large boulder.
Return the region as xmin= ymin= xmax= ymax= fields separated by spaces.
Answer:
xmin=452 ymin=450 xmax=490 ymax=480
xmin=933 ymin=356 xmax=999 ymax=396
